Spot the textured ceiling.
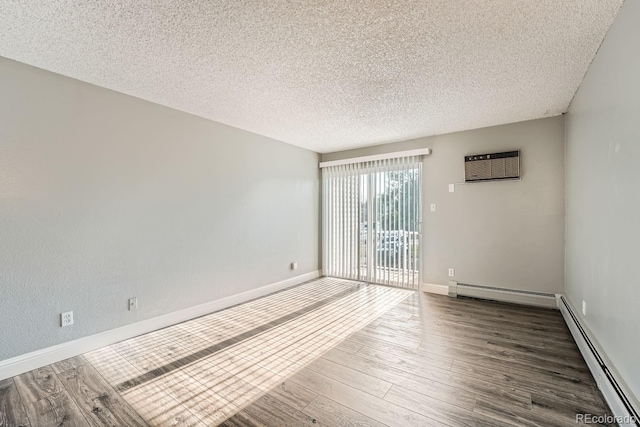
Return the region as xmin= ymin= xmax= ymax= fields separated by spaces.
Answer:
xmin=0 ymin=1 xmax=623 ymax=153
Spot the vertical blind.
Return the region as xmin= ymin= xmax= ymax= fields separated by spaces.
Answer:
xmin=322 ymin=156 xmax=423 ymax=289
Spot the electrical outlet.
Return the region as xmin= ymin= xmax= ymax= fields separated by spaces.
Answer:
xmin=449 ymin=184 xmax=455 ymax=193
xmin=129 ymin=297 xmax=138 ymax=311
xmin=448 ymin=268 xmax=455 ymax=277
xmin=430 ymin=203 xmax=437 ymax=212
xmin=291 ymin=262 xmax=298 ymax=270
xmin=582 ymin=300 xmax=587 ymax=316
xmin=61 ymin=311 xmax=73 ymax=327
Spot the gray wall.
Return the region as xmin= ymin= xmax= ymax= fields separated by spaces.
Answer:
xmin=565 ymin=0 xmax=640 ymax=403
xmin=0 ymin=57 xmax=320 ymax=361
xmin=323 ymin=116 xmax=565 ymax=293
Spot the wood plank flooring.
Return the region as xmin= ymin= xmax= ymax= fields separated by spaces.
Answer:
xmin=0 ymin=278 xmax=614 ymax=426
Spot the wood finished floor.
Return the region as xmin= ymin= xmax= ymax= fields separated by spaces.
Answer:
xmin=0 ymin=277 xmax=614 ymax=426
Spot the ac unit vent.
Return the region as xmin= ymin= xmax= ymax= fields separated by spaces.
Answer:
xmin=464 ymin=151 xmax=520 ymax=182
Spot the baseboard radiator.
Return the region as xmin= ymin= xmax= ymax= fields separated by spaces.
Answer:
xmin=450 ymin=282 xmax=557 ymax=308
xmin=559 ymin=296 xmax=639 ymax=426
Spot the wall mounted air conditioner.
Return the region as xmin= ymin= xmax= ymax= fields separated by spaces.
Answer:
xmin=464 ymin=151 xmax=520 ymax=182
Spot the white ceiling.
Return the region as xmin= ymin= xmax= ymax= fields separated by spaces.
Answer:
xmin=0 ymin=1 xmax=623 ymax=153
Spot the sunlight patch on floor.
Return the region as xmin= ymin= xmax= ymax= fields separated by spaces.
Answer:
xmin=84 ymin=278 xmax=412 ymax=426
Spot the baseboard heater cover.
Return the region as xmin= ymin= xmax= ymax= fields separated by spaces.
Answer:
xmin=559 ymin=296 xmax=639 ymax=426
xmin=451 ymin=282 xmax=557 ymax=308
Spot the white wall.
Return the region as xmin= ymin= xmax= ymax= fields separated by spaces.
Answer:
xmin=565 ymin=0 xmax=640 ymax=405
xmin=0 ymin=57 xmax=320 ymax=361
xmin=322 ymin=116 xmax=565 ymax=294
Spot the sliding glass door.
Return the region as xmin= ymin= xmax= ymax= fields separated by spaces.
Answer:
xmin=322 ymin=156 xmax=422 ymax=289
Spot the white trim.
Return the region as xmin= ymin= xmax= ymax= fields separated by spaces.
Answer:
xmin=455 ymin=284 xmax=558 ymax=308
xmin=319 ymin=148 xmax=432 ymax=168
xmin=558 ymin=296 xmax=639 ymax=426
xmin=421 ymin=283 xmax=449 ymax=295
xmin=0 ymin=270 xmax=321 ymax=381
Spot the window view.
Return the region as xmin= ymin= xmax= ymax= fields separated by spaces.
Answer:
xmin=323 ymin=157 xmax=422 ymax=288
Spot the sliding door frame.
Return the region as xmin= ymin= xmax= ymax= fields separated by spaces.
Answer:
xmin=322 ymin=156 xmax=423 ymax=289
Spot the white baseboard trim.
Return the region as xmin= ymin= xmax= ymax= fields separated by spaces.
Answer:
xmin=453 ymin=282 xmax=558 ymax=308
xmin=0 ymin=270 xmax=321 ymax=381
xmin=558 ymin=295 xmax=639 ymax=426
xmin=421 ymin=283 xmax=449 ymax=295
